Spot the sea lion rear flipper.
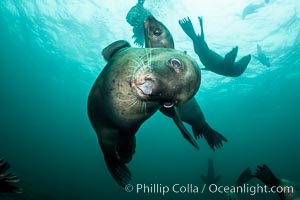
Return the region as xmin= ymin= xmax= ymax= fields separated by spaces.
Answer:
xmin=224 ymin=46 xmax=238 ymax=65
xmin=104 ymin=156 xmax=132 ymax=187
xmin=232 ymin=54 xmax=251 ymax=76
xmin=161 ymin=106 xmax=199 ymax=150
xmin=235 ymin=167 xmax=253 ymax=186
xmin=178 ymin=17 xmax=198 ymax=40
xmin=194 ymin=123 xmax=227 ymax=150
xmin=102 ymin=40 xmax=131 ymax=61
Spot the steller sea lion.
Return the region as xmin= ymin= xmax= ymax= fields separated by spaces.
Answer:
xmin=144 ymin=15 xmax=174 ymax=48
xmin=88 ymin=40 xmax=201 ymax=186
xmin=201 ymin=158 xmax=222 ymax=185
xmin=253 ymin=44 xmax=270 ymax=67
xmin=144 ymin=16 xmax=227 ymax=150
xmin=253 ymin=165 xmax=300 ymax=200
xmin=179 ymin=17 xmax=251 ymax=77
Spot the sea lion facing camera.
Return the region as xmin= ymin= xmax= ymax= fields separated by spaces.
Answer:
xmin=88 ymin=40 xmax=201 ymax=186
xmin=144 ymin=16 xmax=227 ymax=150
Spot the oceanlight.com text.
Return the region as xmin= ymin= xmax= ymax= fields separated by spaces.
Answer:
xmin=124 ymin=183 xmax=294 ymax=196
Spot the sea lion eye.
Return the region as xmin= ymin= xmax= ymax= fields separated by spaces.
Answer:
xmin=154 ymin=28 xmax=162 ymax=36
xmin=168 ymin=58 xmax=182 ymax=72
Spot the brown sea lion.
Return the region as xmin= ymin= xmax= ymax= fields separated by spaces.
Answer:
xmin=144 ymin=16 xmax=227 ymax=150
xmin=88 ymin=40 xmax=201 ymax=186
xmin=179 ymin=17 xmax=251 ymax=77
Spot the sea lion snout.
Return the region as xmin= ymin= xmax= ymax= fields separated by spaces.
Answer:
xmin=144 ymin=16 xmax=174 ymax=48
xmin=136 ymin=80 xmax=154 ymax=95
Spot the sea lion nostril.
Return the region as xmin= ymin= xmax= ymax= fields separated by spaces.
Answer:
xmin=137 ymin=80 xmax=154 ymax=95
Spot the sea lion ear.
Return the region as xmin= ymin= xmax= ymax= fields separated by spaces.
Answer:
xmin=102 ymin=40 xmax=131 ymax=61
xmin=183 ymin=50 xmax=187 ymax=54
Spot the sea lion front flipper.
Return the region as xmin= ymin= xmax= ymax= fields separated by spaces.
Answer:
xmin=116 ymin=136 xmax=136 ymax=164
xmin=224 ymin=46 xmax=238 ymax=65
xmin=97 ymin=129 xmax=134 ymax=187
xmin=0 ymin=159 xmax=23 ymax=193
xmin=178 ymin=17 xmax=198 ymax=40
xmin=197 ymin=16 xmax=205 ymax=40
xmin=253 ymin=164 xmax=280 ymax=188
xmin=102 ymin=40 xmax=131 ymax=61
xmin=195 ymin=123 xmax=228 ymax=150
xmin=174 ymin=99 xmax=227 ymax=150
xmin=160 ymin=106 xmax=199 ymax=150
xmin=235 ymin=167 xmax=253 ymax=186
xmin=104 ymin=156 xmax=132 ymax=187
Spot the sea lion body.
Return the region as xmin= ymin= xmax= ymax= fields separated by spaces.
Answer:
xmin=179 ymin=17 xmax=251 ymax=77
xmin=88 ymin=41 xmax=201 ymax=186
xmin=201 ymin=158 xmax=221 ymax=185
xmin=242 ymin=3 xmax=265 ymax=20
xmin=253 ymin=44 xmax=270 ymax=67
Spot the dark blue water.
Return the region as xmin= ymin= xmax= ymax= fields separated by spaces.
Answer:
xmin=0 ymin=0 xmax=299 ymax=199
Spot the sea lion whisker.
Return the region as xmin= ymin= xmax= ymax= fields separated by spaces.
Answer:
xmin=132 ymin=51 xmax=144 ymax=64
xmin=136 ymin=57 xmax=146 ymax=67
xmin=127 ymin=99 xmax=139 ymax=110
xmin=144 ymin=48 xmax=152 ymax=67
xmin=130 ymin=51 xmax=145 ymax=68
xmin=142 ymin=101 xmax=148 ymax=114
xmin=125 ymin=74 xmax=134 ymax=80
xmin=117 ymin=97 xmax=135 ymax=103
xmin=139 ymin=65 xmax=151 ymax=74
xmin=128 ymin=58 xmax=142 ymax=68
xmin=139 ymin=101 xmax=144 ymax=113
xmin=149 ymin=49 xmax=153 ymax=67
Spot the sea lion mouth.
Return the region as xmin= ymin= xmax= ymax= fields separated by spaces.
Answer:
xmin=163 ymin=102 xmax=174 ymax=108
xmin=136 ymin=80 xmax=154 ymax=95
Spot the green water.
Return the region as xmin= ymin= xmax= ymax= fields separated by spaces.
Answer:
xmin=0 ymin=0 xmax=299 ymax=199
